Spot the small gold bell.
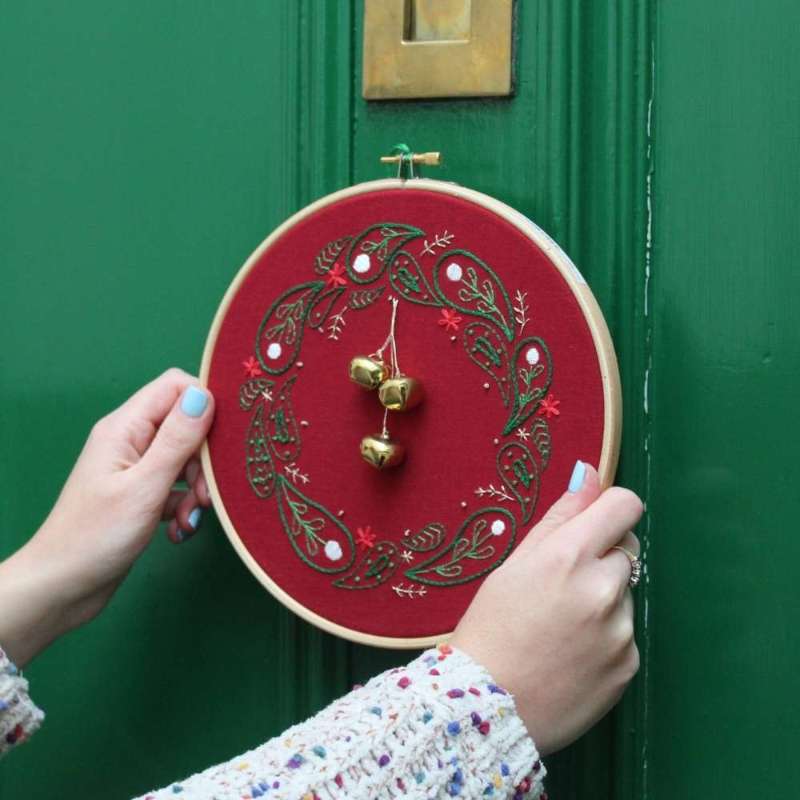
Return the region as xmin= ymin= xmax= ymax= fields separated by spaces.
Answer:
xmin=378 ymin=375 xmax=424 ymax=411
xmin=349 ymin=355 xmax=388 ymax=390
xmin=360 ymin=433 xmax=405 ymax=469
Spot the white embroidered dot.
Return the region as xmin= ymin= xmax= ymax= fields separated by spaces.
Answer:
xmin=525 ymin=346 xmax=540 ymax=365
xmin=483 ymin=382 xmax=490 ymax=390
xmin=266 ymin=342 xmax=282 ymax=360
xmin=460 ymin=501 xmax=467 ymax=508
xmin=324 ymin=540 xmax=343 ymax=561
xmin=353 ymin=253 xmax=371 ymax=273
xmin=446 ymin=262 xmax=463 ymax=282
xmin=491 ymin=519 xmax=506 ymax=536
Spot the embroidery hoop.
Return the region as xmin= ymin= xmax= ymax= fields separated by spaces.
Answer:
xmin=200 ymin=177 xmax=622 ymax=648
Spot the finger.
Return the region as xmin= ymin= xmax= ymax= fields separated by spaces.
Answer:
xmin=516 ymin=461 xmax=601 ymax=554
xmin=612 ymin=589 xmax=636 ymax=648
xmin=161 ymin=489 xmax=188 ymax=521
xmin=106 ymin=369 xmax=197 ymax=456
xmin=185 ymin=457 xmax=201 ymax=487
xmin=615 ymin=530 xmax=641 ymax=558
xmin=563 ymin=487 xmax=644 ymax=558
xmin=175 ymin=489 xmax=204 ymax=534
xmin=601 ymin=548 xmax=638 ymax=596
xmin=136 ymin=385 xmax=215 ymax=496
xmin=166 ymin=518 xmax=188 ymax=544
xmin=192 ymin=470 xmax=211 ymax=506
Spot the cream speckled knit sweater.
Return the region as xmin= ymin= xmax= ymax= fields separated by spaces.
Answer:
xmin=1 ymin=644 xmax=546 ymax=799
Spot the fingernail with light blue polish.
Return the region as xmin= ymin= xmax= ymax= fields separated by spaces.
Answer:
xmin=187 ymin=507 xmax=202 ymax=531
xmin=568 ymin=460 xmax=586 ymax=493
xmin=181 ymin=386 xmax=208 ymax=418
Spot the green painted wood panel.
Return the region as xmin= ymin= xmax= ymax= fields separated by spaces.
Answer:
xmin=647 ymin=2 xmax=800 ymax=796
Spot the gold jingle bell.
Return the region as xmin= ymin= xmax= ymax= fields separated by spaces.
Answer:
xmin=378 ymin=375 xmax=424 ymax=411
xmin=349 ymin=355 xmax=388 ymax=390
xmin=360 ymin=433 xmax=405 ymax=469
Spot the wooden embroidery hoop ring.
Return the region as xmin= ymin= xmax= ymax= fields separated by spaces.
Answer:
xmin=199 ymin=178 xmax=622 ymax=649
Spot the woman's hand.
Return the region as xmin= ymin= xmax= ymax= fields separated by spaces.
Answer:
xmin=451 ymin=461 xmax=643 ymax=756
xmin=0 ymin=369 xmax=215 ymax=666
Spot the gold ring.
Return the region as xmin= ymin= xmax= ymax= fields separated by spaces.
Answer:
xmin=612 ymin=545 xmax=642 ymax=588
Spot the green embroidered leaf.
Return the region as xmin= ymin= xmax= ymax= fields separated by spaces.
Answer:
xmin=529 ymin=418 xmax=552 ymax=469
xmin=496 ymin=442 xmax=541 ymax=524
xmin=307 ymin=286 xmax=345 ymax=329
xmin=432 ymin=250 xmax=515 ymax=341
xmin=256 ymin=281 xmax=324 ymax=375
xmin=313 ymin=236 xmax=352 ymax=275
xmin=388 ymin=250 xmax=442 ymax=307
xmin=463 ymin=322 xmax=511 ymax=407
xmin=346 ymin=223 xmax=424 ymax=285
xmin=239 ymin=377 xmax=274 ymax=411
xmin=348 ymin=285 xmax=386 ymax=310
xmin=404 ymin=508 xmax=516 ymax=587
xmin=503 ymin=337 xmax=553 ymax=435
xmin=401 ymin=523 xmax=446 ymax=553
xmin=245 ymin=405 xmax=276 ymax=498
xmin=267 ymin=376 xmax=300 ymax=462
xmin=333 ymin=542 xmax=399 ymax=589
xmin=276 ymin=477 xmax=355 ymax=574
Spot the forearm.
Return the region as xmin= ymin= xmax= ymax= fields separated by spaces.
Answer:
xmin=0 ymin=537 xmax=73 ymax=667
xmin=135 ymin=645 xmax=546 ymax=800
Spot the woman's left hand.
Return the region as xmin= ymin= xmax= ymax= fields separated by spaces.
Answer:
xmin=0 ymin=369 xmax=215 ymax=666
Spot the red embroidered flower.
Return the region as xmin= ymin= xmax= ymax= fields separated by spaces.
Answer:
xmin=355 ymin=525 xmax=376 ymax=550
xmin=538 ymin=393 xmax=561 ymax=419
xmin=242 ymin=356 xmax=263 ymax=377
xmin=325 ymin=262 xmax=347 ymax=288
xmin=437 ymin=308 xmax=463 ymax=332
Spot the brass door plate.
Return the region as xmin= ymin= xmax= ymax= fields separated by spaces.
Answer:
xmin=363 ymin=0 xmax=513 ymax=100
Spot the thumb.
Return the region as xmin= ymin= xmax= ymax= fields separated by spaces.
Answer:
xmin=519 ymin=461 xmax=602 ymax=550
xmin=137 ymin=385 xmax=215 ymax=492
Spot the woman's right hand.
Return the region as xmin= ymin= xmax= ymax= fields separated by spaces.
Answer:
xmin=450 ymin=461 xmax=643 ymax=756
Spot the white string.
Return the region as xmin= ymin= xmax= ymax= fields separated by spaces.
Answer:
xmin=377 ymin=297 xmax=399 ymax=439
xmin=381 ymin=406 xmax=390 ymax=439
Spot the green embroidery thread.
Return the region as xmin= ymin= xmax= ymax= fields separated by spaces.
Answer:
xmin=256 ymin=281 xmax=324 ymax=375
xmin=496 ymin=442 xmax=540 ymax=524
xmin=245 ymin=405 xmax=276 ymax=499
xmin=333 ymin=542 xmax=399 ymax=589
xmin=503 ymin=336 xmax=553 ymax=435
xmin=388 ymin=250 xmax=443 ymax=307
xmin=404 ymin=508 xmax=517 ymax=587
xmin=239 ymin=377 xmax=274 ymax=411
xmin=400 ymin=523 xmax=447 ymax=553
xmin=307 ymin=287 xmax=345 ymax=329
xmin=432 ymin=250 xmax=515 ymax=341
xmin=463 ymin=322 xmax=511 ymax=407
xmin=345 ymin=223 xmax=424 ymax=285
xmin=529 ymin=418 xmax=552 ymax=468
xmin=348 ymin=285 xmax=386 ymax=310
xmin=313 ymin=236 xmax=352 ymax=275
xmin=275 ymin=477 xmax=355 ymax=574
xmin=267 ymin=376 xmax=301 ymax=463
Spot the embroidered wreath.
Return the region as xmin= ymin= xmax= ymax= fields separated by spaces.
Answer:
xmin=238 ymin=223 xmax=559 ymax=595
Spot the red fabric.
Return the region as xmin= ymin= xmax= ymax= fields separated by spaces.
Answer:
xmin=206 ymin=188 xmax=607 ymax=640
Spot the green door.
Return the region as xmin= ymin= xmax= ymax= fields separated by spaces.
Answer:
xmin=1 ymin=2 xmax=797 ymax=798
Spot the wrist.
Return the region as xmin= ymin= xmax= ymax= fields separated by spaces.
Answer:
xmin=0 ymin=536 xmax=77 ymax=667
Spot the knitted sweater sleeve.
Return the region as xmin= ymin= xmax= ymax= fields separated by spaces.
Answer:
xmin=0 ymin=646 xmax=45 ymax=755
xmin=135 ymin=645 xmax=546 ymax=800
